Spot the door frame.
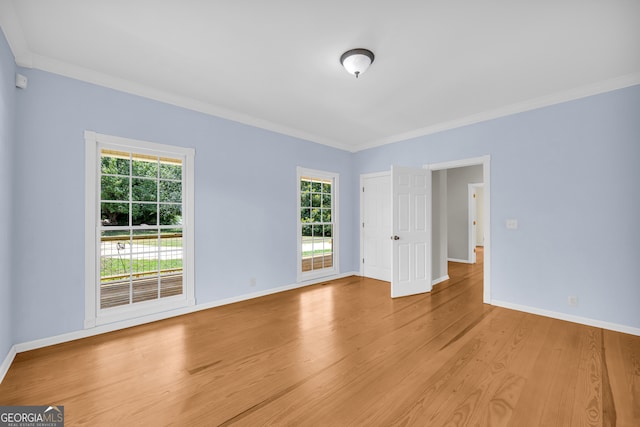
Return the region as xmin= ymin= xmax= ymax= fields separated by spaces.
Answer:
xmin=468 ymin=183 xmax=484 ymax=264
xmin=427 ymin=156 xmax=491 ymax=304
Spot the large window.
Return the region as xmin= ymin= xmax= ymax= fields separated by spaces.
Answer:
xmin=297 ymin=167 xmax=339 ymax=281
xmin=85 ymin=132 xmax=194 ymax=327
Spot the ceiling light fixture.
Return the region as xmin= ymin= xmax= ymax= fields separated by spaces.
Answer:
xmin=340 ymin=48 xmax=375 ymax=79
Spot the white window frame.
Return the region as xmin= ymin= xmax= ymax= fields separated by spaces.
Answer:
xmin=84 ymin=131 xmax=195 ymax=328
xmin=297 ymin=166 xmax=339 ymax=282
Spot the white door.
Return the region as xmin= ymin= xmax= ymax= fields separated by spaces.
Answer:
xmin=391 ymin=166 xmax=432 ymax=298
xmin=361 ymin=173 xmax=391 ymax=281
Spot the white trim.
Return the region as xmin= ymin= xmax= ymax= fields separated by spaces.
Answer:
xmin=448 ymin=258 xmax=473 ymax=264
xmin=296 ymin=167 xmax=340 ymax=283
xmin=354 ymin=73 xmax=640 ymax=152
xmin=492 ymin=300 xmax=640 ymax=337
xmin=20 ymin=53 xmax=350 ymax=151
xmin=0 ymin=345 xmax=17 ymax=384
xmin=432 ymin=275 xmax=450 ymax=286
xmin=84 ymin=133 xmax=98 ymax=328
xmin=13 ymin=271 xmax=359 ymax=355
xmin=84 ymin=131 xmax=195 ymax=328
xmin=428 ymin=155 xmax=491 ymax=304
xmin=468 ymin=183 xmax=483 ymax=264
xmin=2 ymin=0 xmax=636 ymax=154
xmin=427 ymin=156 xmax=489 ymax=171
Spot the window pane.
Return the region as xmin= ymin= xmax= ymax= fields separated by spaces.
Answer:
xmin=322 ymin=194 xmax=331 ymax=207
xmin=161 ymin=275 xmax=183 ymax=298
xmin=101 ymin=202 xmax=129 ymax=226
xmin=313 ymin=225 xmax=323 ymax=237
xmin=311 ymin=208 xmax=322 ymax=223
xmin=160 ymin=162 xmax=182 ymax=180
xmin=100 ymin=232 xmax=131 ymax=281
xmin=131 ymin=228 xmax=160 ymax=256
xmin=131 ymin=229 xmax=161 ymax=304
xmin=301 ymin=180 xmax=311 ymax=192
xmin=160 ymin=231 xmax=182 ymax=248
xmin=101 ymin=154 xmax=129 ymax=175
xmin=322 ymin=209 xmax=332 ymax=223
xmin=311 ymin=194 xmax=321 ymax=208
xmin=100 ymin=230 xmax=131 ymax=309
xmin=300 ymin=192 xmax=311 ymax=207
xmin=101 ymin=176 xmax=129 ymax=201
xmin=159 ymin=180 xmax=182 ymax=203
xmin=301 ymin=208 xmax=311 ymax=223
xmin=160 ymin=230 xmax=182 ymax=297
xmin=160 ymin=204 xmax=182 ymax=226
xmin=132 ymin=159 xmax=158 ymax=178
xmin=301 ymin=224 xmax=312 ymax=237
xmin=132 ymin=178 xmax=157 ymax=202
xmin=312 ymin=182 xmax=322 ymax=192
xmin=324 ymin=225 xmax=332 ymax=238
xmin=322 ymin=183 xmax=331 ymax=193
xmin=133 ymin=277 xmax=159 ymax=304
xmin=132 ymin=203 xmax=157 ymax=226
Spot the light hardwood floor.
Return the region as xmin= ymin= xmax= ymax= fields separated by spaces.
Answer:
xmin=1 ymin=249 xmax=639 ymax=426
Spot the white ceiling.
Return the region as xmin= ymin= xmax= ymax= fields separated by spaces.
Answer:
xmin=1 ymin=0 xmax=639 ymax=152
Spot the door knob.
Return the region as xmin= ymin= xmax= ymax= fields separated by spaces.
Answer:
xmin=391 ymin=235 xmax=400 ymax=240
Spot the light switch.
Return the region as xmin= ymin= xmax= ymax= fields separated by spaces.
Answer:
xmin=506 ymin=219 xmax=518 ymax=230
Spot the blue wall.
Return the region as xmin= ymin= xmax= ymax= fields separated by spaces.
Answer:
xmin=1 ymin=26 xmax=639 ymax=365
xmin=0 ymin=30 xmax=16 ymax=365
xmin=12 ymin=68 xmax=356 ymax=344
xmin=355 ymin=85 xmax=640 ymax=329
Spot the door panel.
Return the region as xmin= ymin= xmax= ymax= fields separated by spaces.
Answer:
xmin=362 ymin=174 xmax=392 ymax=281
xmin=391 ymin=166 xmax=432 ymax=298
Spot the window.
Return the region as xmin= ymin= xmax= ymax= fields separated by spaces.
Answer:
xmin=297 ymin=167 xmax=339 ymax=281
xmin=85 ymin=132 xmax=194 ymax=327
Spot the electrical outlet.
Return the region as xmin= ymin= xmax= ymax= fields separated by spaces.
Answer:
xmin=506 ymin=219 xmax=518 ymax=230
xmin=568 ymin=296 xmax=578 ymax=307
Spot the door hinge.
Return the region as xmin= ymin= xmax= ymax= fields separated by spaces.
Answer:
xmin=362 ymin=187 xmax=365 ymax=192
xmin=362 ymin=222 xmax=365 ymax=228
xmin=362 ymin=258 xmax=365 ymax=264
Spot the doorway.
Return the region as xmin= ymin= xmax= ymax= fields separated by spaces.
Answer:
xmin=428 ymin=156 xmax=490 ymax=303
xmin=359 ymin=156 xmax=491 ymax=303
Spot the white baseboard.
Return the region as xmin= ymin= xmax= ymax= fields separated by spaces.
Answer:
xmin=448 ymin=258 xmax=473 ymax=264
xmin=14 ymin=271 xmax=360 ymax=354
xmin=491 ymin=299 xmax=640 ymax=337
xmin=0 ymin=345 xmax=17 ymax=384
xmin=186 ymin=271 xmax=358 ymax=314
xmin=432 ymin=275 xmax=450 ymax=286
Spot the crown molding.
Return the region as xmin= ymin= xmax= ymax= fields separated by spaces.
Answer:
xmin=1 ymin=1 xmax=637 ymax=154
xmin=353 ymin=72 xmax=640 ymax=152
xmin=26 ymin=53 xmax=352 ymax=152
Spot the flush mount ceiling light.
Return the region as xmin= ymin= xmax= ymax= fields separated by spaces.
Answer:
xmin=340 ymin=48 xmax=375 ymax=78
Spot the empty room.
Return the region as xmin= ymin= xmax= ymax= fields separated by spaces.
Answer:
xmin=1 ymin=1 xmax=639 ymax=425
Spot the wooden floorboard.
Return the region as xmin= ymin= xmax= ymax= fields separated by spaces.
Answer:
xmin=1 ymin=248 xmax=639 ymax=426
